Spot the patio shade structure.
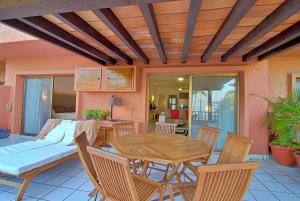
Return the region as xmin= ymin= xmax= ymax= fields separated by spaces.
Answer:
xmin=0 ymin=0 xmax=300 ymax=65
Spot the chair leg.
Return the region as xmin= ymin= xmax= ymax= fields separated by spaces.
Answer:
xmin=169 ymin=185 xmax=175 ymax=201
xmin=141 ymin=161 xmax=150 ymax=177
xmin=158 ymin=186 xmax=166 ymax=201
xmin=94 ymin=191 xmax=98 ymax=201
xmin=182 ymin=171 xmax=194 ymax=182
xmin=89 ymin=188 xmax=97 ymax=197
xmin=16 ymin=176 xmax=32 ymax=201
xmin=162 ymin=164 xmax=169 ymax=182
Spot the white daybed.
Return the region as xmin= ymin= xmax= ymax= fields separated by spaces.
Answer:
xmin=0 ymin=120 xmax=79 ymax=201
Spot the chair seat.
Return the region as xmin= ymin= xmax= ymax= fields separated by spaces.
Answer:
xmin=133 ymin=175 xmax=163 ymax=201
xmin=169 ymin=182 xmax=197 ymax=201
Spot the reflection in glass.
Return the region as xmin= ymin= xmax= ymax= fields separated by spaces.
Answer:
xmin=191 ymin=76 xmax=237 ymax=150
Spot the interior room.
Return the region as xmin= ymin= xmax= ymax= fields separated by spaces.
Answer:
xmin=51 ymin=76 xmax=76 ymax=120
xmin=148 ymin=75 xmax=189 ymax=134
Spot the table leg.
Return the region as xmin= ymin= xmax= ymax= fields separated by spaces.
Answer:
xmin=166 ymin=162 xmax=182 ymax=183
xmin=141 ymin=161 xmax=150 ymax=177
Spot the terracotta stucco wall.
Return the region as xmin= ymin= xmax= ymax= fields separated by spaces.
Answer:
xmin=0 ymin=61 xmax=5 ymax=83
xmin=243 ymin=61 xmax=269 ymax=155
xmin=0 ymin=85 xmax=11 ymax=130
xmin=268 ymin=57 xmax=300 ymax=98
xmin=3 ymin=55 xmax=270 ymax=154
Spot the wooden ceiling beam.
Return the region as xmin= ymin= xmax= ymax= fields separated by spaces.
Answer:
xmin=21 ymin=16 xmax=116 ymax=64
xmin=201 ymin=0 xmax=255 ymax=63
xmin=139 ymin=2 xmax=167 ymax=64
xmin=0 ymin=0 xmax=176 ymax=20
xmin=258 ymin=36 xmax=300 ymax=61
xmin=221 ymin=0 xmax=300 ymax=62
xmin=181 ymin=0 xmax=202 ymax=63
xmin=243 ymin=21 xmax=300 ymax=61
xmin=56 ymin=12 xmax=133 ymax=65
xmin=1 ymin=19 xmax=106 ymax=65
xmin=93 ymin=8 xmax=149 ymax=64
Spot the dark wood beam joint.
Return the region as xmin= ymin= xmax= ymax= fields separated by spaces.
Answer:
xmin=0 ymin=0 xmax=176 ymax=20
xmin=93 ymin=8 xmax=149 ymax=64
xmin=201 ymin=0 xmax=255 ymax=63
xmin=139 ymin=2 xmax=167 ymax=64
xmin=21 ymin=16 xmax=116 ymax=64
xmin=243 ymin=21 xmax=300 ymax=61
xmin=258 ymin=36 xmax=300 ymax=61
xmin=56 ymin=12 xmax=133 ymax=65
xmin=181 ymin=0 xmax=202 ymax=63
xmin=0 ymin=19 xmax=106 ymax=65
xmin=221 ymin=0 xmax=300 ymax=62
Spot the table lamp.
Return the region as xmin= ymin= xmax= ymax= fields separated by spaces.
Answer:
xmin=108 ymin=95 xmax=123 ymax=121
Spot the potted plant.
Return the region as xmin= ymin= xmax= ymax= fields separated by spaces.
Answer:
xmin=260 ymin=91 xmax=300 ymax=166
xmin=83 ymin=109 xmax=111 ymax=120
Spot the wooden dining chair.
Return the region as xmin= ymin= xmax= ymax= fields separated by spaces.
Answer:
xmin=179 ymin=126 xmax=220 ymax=181
xmin=217 ymin=132 xmax=254 ymax=164
xmin=113 ymin=121 xmax=136 ymax=139
xmin=169 ymin=161 xmax=259 ymax=201
xmin=182 ymin=132 xmax=253 ymax=181
xmin=87 ymin=146 xmax=165 ymax=201
xmin=74 ymin=132 xmax=106 ymax=200
xmin=148 ymin=122 xmax=177 ymax=180
xmin=112 ymin=121 xmax=141 ymax=173
xmin=155 ymin=122 xmax=177 ymax=134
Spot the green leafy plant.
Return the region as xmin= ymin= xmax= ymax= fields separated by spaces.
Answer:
xmin=83 ymin=109 xmax=111 ymax=120
xmin=258 ymin=91 xmax=300 ymax=149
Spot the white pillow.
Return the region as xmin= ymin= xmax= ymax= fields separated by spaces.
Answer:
xmin=61 ymin=121 xmax=78 ymax=145
xmin=43 ymin=120 xmax=72 ymax=143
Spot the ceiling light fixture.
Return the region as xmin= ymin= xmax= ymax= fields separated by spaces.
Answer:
xmin=178 ymin=77 xmax=184 ymax=81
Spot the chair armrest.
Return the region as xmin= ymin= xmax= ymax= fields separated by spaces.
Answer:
xmin=169 ymin=182 xmax=197 ymax=201
xmin=132 ymin=174 xmax=163 ymax=187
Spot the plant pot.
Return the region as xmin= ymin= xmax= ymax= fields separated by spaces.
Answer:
xmin=269 ymin=143 xmax=299 ymax=166
xmin=294 ymin=151 xmax=300 ymax=169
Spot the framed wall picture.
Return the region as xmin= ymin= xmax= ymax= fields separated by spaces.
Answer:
xmin=75 ymin=68 xmax=101 ymax=90
xmin=106 ymin=67 xmax=134 ymax=90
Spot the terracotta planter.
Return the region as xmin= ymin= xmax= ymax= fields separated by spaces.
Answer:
xmin=269 ymin=143 xmax=299 ymax=166
xmin=294 ymin=151 xmax=300 ymax=169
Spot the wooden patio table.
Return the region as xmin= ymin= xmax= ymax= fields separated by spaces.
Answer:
xmin=110 ymin=133 xmax=209 ymax=184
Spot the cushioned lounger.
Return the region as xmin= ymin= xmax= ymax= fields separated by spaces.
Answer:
xmin=0 ymin=143 xmax=76 ymax=175
xmin=0 ymin=140 xmax=55 ymax=155
xmin=0 ymin=141 xmax=77 ymax=201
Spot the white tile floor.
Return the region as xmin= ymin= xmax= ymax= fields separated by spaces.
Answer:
xmin=0 ymin=135 xmax=299 ymax=201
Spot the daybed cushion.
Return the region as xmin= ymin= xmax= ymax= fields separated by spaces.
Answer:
xmin=61 ymin=121 xmax=77 ymax=145
xmin=35 ymin=119 xmax=62 ymax=140
xmin=43 ymin=120 xmax=72 ymax=143
xmin=0 ymin=143 xmax=76 ymax=175
xmin=0 ymin=140 xmax=54 ymax=155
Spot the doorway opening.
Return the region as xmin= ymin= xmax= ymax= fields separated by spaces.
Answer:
xmin=22 ymin=76 xmax=76 ymax=135
xmin=148 ymin=75 xmax=190 ymax=135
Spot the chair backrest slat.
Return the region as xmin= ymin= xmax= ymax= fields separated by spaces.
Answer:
xmin=87 ymin=147 xmax=139 ymax=201
xmin=217 ymin=133 xmax=253 ymax=164
xmin=197 ymin=126 xmax=220 ymax=163
xmin=74 ymin=132 xmax=105 ymax=196
xmin=155 ymin=122 xmax=177 ymax=134
xmin=193 ymin=162 xmax=259 ymax=201
xmin=113 ymin=122 xmax=136 ymax=139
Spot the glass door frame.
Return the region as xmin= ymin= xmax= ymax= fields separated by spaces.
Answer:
xmin=21 ymin=76 xmax=54 ymax=135
xmin=188 ymin=73 xmax=239 ymax=138
xmin=146 ymin=73 xmax=240 ymax=138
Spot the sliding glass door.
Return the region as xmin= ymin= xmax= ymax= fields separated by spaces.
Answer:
xmin=191 ymin=75 xmax=238 ymax=150
xmin=23 ymin=78 xmax=53 ymax=135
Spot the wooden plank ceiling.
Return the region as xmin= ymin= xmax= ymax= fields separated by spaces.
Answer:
xmin=1 ymin=0 xmax=300 ymax=65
